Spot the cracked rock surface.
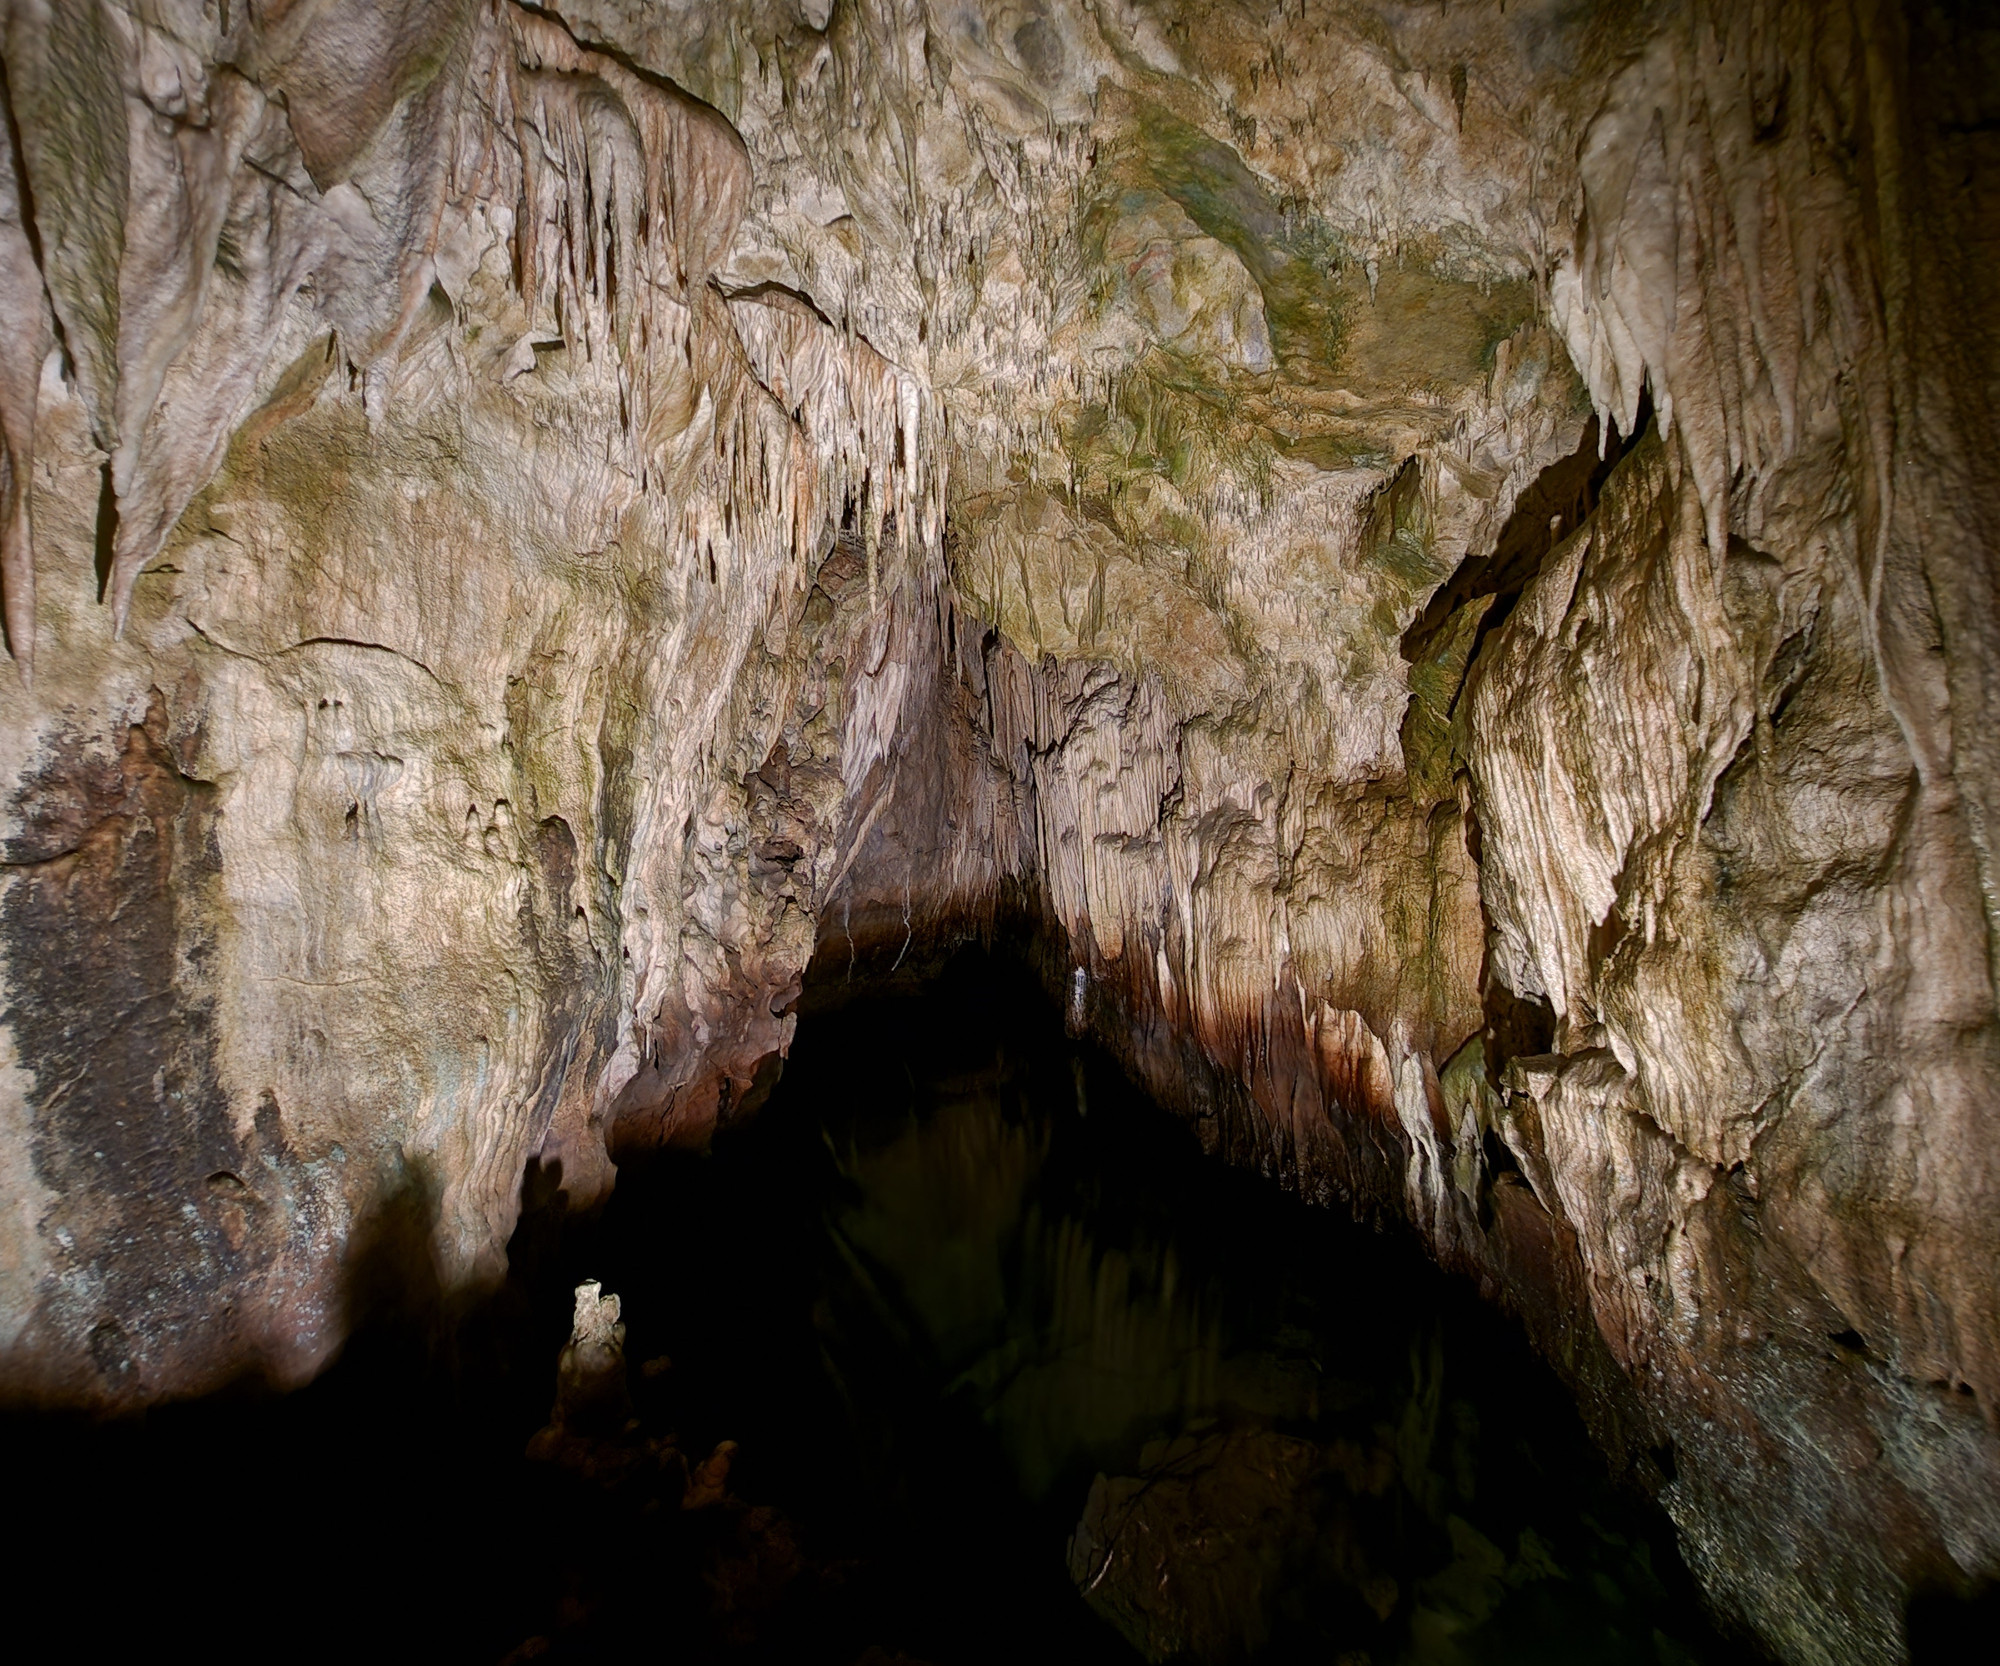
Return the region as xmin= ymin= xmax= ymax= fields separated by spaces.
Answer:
xmin=0 ymin=3 xmax=1995 ymax=1661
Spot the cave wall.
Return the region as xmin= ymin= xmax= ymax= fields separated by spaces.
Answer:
xmin=1 ymin=3 xmax=1996 ymax=1662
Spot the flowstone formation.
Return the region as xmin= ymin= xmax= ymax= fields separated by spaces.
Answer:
xmin=0 ymin=3 xmax=1994 ymax=1660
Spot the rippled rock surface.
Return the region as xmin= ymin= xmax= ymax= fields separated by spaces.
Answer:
xmin=2 ymin=5 xmax=1997 ymax=1659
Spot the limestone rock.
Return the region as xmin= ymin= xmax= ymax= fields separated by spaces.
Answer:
xmin=553 ymin=1277 xmax=630 ymax=1434
xmin=0 ymin=4 xmax=1995 ymax=1661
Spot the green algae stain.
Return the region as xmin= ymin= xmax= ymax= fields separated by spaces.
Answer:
xmin=1337 ymin=266 xmax=1536 ymax=401
xmin=1114 ymin=100 xmax=1537 ymax=406
xmin=1131 ymin=102 xmax=1288 ymax=279
xmin=1057 ymin=358 xmax=1278 ymax=551
xmin=1128 ymin=101 xmax=1349 ymax=375
xmin=1400 ymin=595 xmax=1495 ymax=808
xmin=1355 ymin=457 xmax=1452 ymax=651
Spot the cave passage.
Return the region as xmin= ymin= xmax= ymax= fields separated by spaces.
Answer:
xmin=497 ymin=949 xmax=1746 ymax=1664
xmin=5 ymin=951 xmax=1747 ymax=1664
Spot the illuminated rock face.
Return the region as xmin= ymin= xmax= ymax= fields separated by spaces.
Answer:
xmin=0 ymin=2 xmax=1995 ymax=1658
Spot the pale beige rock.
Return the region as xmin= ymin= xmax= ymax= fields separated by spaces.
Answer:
xmin=0 ymin=4 xmax=1993 ymax=1662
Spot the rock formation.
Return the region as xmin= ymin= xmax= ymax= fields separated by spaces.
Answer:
xmin=0 ymin=3 xmax=1994 ymax=1660
xmin=550 ymin=1276 xmax=631 ymax=1434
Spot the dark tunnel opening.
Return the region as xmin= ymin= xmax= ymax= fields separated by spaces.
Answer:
xmin=4 ymin=946 xmax=1757 ymax=1665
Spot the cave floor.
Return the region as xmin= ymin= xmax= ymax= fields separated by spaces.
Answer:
xmin=6 ymin=951 xmax=1752 ymax=1664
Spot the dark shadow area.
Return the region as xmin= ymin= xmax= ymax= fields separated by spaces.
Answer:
xmin=93 ymin=458 xmax=118 ymax=602
xmin=0 ymin=1178 xmax=564 ymax=1660
xmin=1907 ymin=1580 xmax=2000 ymax=1663
xmin=1 ymin=947 xmax=1755 ymax=1665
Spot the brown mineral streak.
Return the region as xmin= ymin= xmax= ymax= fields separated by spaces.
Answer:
xmin=0 ymin=2 xmax=1995 ymax=1661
